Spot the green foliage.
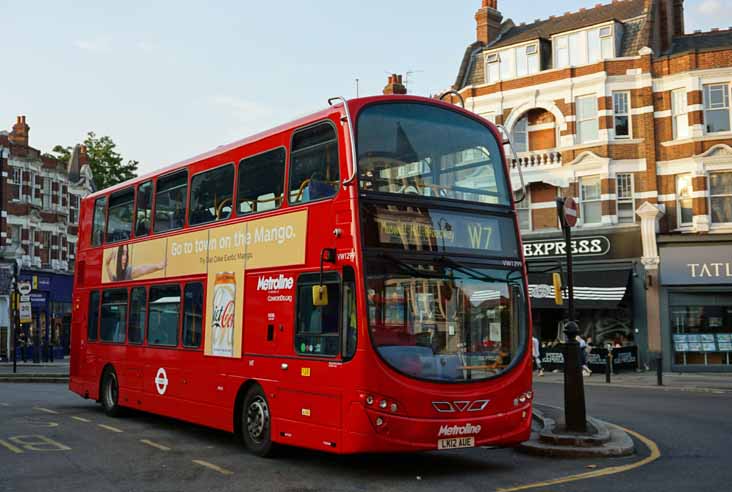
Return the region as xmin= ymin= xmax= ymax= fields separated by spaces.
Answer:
xmin=52 ymin=132 xmax=138 ymax=190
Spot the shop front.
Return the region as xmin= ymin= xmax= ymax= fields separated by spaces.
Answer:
xmin=659 ymin=241 xmax=732 ymax=372
xmin=524 ymin=228 xmax=647 ymax=369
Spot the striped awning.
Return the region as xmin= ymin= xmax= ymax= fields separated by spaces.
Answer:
xmin=528 ymin=269 xmax=631 ymax=309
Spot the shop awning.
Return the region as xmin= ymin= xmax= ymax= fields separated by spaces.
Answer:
xmin=528 ymin=269 xmax=632 ymax=310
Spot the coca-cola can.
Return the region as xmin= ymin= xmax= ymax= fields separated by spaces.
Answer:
xmin=212 ymin=272 xmax=236 ymax=356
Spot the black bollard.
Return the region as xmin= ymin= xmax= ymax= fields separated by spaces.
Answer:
xmin=605 ymin=351 xmax=612 ymax=384
xmin=656 ymin=353 xmax=663 ymax=386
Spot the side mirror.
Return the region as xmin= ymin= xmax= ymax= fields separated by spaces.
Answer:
xmin=312 ymin=285 xmax=329 ymax=307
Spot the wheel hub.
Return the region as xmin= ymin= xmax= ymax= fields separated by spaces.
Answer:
xmin=246 ymin=396 xmax=269 ymax=443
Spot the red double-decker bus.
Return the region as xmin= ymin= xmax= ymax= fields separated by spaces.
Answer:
xmin=70 ymin=95 xmax=533 ymax=456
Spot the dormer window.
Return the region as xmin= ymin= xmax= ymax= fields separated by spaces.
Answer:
xmin=485 ymin=43 xmax=540 ymax=83
xmin=554 ymin=24 xmax=615 ymax=69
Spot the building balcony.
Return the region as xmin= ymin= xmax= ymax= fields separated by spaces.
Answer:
xmin=511 ymin=150 xmax=562 ymax=170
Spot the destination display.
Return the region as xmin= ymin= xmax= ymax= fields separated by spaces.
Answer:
xmin=362 ymin=203 xmax=518 ymax=257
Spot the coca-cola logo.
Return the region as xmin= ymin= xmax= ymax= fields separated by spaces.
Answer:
xmin=213 ymin=289 xmax=235 ymax=329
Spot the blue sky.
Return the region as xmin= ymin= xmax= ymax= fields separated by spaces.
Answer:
xmin=1 ymin=0 xmax=730 ymax=175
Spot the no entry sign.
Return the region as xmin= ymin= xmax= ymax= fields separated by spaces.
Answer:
xmin=563 ymin=197 xmax=578 ymax=227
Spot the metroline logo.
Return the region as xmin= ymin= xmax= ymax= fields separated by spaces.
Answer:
xmin=256 ymin=274 xmax=294 ymax=292
xmin=438 ymin=423 xmax=482 ymax=437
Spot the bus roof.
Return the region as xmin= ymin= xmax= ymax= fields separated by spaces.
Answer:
xmin=86 ymin=94 xmax=485 ymax=200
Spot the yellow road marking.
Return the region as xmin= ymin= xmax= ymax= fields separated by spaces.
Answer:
xmin=140 ymin=439 xmax=171 ymax=451
xmin=33 ymin=407 xmax=58 ymax=414
xmin=0 ymin=439 xmax=23 ymax=454
xmin=497 ymin=424 xmax=661 ymax=492
xmin=71 ymin=416 xmax=91 ymax=423
xmin=97 ymin=424 xmax=123 ymax=433
xmin=192 ymin=459 xmax=233 ymax=475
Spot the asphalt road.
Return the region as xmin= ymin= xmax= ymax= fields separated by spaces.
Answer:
xmin=0 ymin=381 xmax=729 ymax=492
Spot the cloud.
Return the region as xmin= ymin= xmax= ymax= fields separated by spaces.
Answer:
xmin=696 ymin=0 xmax=724 ymax=15
xmin=136 ymin=41 xmax=155 ymax=53
xmin=73 ymin=38 xmax=110 ymax=52
xmin=210 ymin=96 xmax=275 ymax=121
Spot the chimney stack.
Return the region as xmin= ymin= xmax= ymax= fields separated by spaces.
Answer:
xmin=476 ymin=0 xmax=503 ymax=45
xmin=383 ymin=74 xmax=407 ymax=95
xmin=9 ymin=115 xmax=30 ymax=146
xmin=673 ymin=0 xmax=685 ymax=36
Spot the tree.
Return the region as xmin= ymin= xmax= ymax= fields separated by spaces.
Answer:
xmin=52 ymin=132 xmax=138 ymax=190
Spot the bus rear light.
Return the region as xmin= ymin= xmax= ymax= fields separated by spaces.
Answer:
xmin=513 ymin=391 xmax=533 ymax=406
xmin=375 ymin=417 xmax=384 ymax=427
xmin=366 ymin=395 xmax=374 ymax=405
xmin=379 ymin=400 xmax=388 ymax=409
xmin=390 ymin=403 xmax=398 ymax=413
xmin=361 ymin=392 xmax=403 ymax=415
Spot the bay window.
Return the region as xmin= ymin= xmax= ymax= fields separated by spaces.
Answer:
xmin=704 ymin=84 xmax=731 ymax=133
xmin=710 ymin=171 xmax=732 ymax=224
xmin=676 ymin=174 xmax=693 ymax=227
xmin=580 ymin=176 xmax=602 ymax=225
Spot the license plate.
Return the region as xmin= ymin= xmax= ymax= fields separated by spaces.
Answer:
xmin=437 ymin=437 xmax=475 ymax=450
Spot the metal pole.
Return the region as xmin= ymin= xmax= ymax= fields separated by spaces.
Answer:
xmin=605 ymin=350 xmax=612 ymax=384
xmin=656 ymin=353 xmax=663 ymax=386
xmin=12 ymin=292 xmax=17 ymax=373
xmin=557 ymin=198 xmax=587 ymax=433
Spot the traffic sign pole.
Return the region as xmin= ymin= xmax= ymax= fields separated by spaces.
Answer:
xmin=556 ymin=197 xmax=587 ymax=433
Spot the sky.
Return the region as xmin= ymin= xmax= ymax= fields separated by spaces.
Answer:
xmin=1 ymin=0 xmax=731 ymax=175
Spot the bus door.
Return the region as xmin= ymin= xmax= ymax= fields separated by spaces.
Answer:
xmin=273 ymin=271 xmax=356 ymax=450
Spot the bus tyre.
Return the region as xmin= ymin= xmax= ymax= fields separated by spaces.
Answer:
xmin=101 ymin=368 xmax=122 ymax=417
xmin=241 ymin=385 xmax=275 ymax=457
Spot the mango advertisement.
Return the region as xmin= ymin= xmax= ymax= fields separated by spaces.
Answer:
xmin=102 ymin=210 xmax=308 ymax=358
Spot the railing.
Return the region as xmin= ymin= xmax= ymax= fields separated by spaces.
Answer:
xmin=511 ymin=150 xmax=562 ymax=169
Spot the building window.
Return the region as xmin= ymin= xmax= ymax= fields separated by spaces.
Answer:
xmin=671 ymin=294 xmax=732 ymax=367
xmin=676 ymin=174 xmax=694 ymax=227
xmin=10 ymin=168 xmax=21 ymax=200
xmin=555 ymin=25 xmax=614 ymax=68
xmin=69 ymin=194 xmax=79 ymax=223
xmin=485 ymin=43 xmax=539 ymax=83
xmin=8 ymin=225 xmax=21 ymax=251
xmin=511 ymin=116 xmax=528 ymax=153
xmin=616 ymin=173 xmax=635 ymax=223
xmin=42 ymin=178 xmax=51 ymax=209
xmin=41 ymin=231 xmax=51 ymax=268
xmin=710 ymin=171 xmax=732 ymax=224
xmin=613 ymin=92 xmax=631 ymax=138
xmin=580 ymin=176 xmax=602 ymax=224
xmin=515 ymin=190 xmax=531 ymax=231
xmin=704 ymin=84 xmax=731 ymax=133
xmin=576 ymin=95 xmax=599 ymax=143
xmin=670 ymin=89 xmax=689 ymax=140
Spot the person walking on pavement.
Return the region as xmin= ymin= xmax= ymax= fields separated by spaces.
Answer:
xmin=577 ymin=334 xmax=592 ymax=376
xmin=532 ymin=336 xmax=544 ymax=376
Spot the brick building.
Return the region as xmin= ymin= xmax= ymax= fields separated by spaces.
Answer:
xmin=0 ymin=116 xmax=95 ymax=360
xmin=447 ymin=0 xmax=732 ymax=371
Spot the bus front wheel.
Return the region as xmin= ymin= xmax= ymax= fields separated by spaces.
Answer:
xmin=241 ymin=385 xmax=275 ymax=457
xmin=101 ymin=368 xmax=122 ymax=417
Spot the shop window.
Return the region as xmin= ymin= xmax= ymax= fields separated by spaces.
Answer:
xmin=710 ymin=171 xmax=732 ymax=224
xmin=135 ymin=181 xmax=152 ymax=237
xmin=238 ymin=148 xmax=286 ymax=215
xmin=106 ymin=187 xmax=134 ymax=243
xmin=100 ymin=289 xmax=127 ymax=343
xmin=182 ymin=282 xmax=203 ymax=348
xmin=289 ymin=122 xmax=339 ymax=204
xmin=576 ymin=95 xmax=598 ymax=143
xmin=616 ymin=173 xmax=635 ymax=223
xmin=92 ymin=197 xmax=107 ymax=247
xmin=671 ymin=89 xmax=689 ymax=140
xmin=580 ymin=176 xmax=602 ymax=224
xmin=676 ymin=174 xmax=693 ymax=227
xmin=514 ymin=190 xmax=531 ymax=231
xmin=703 ymin=84 xmax=731 ymax=133
xmin=88 ymin=291 xmax=100 ymax=341
xmin=154 ymin=171 xmax=188 ymax=233
xmin=295 ymin=273 xmax=340 ymax=357
xmin=128 ymin=287 xmax=146 ymax=344
xmin=147 ymin=284 xmax=180 ymax=347
xmin=613 ymin=92 xmax=631 ymax=139
xmin=189 ymin=164 xmax=234 ymax=226
xmin=671 ymin=293 xmax=732 ymax=366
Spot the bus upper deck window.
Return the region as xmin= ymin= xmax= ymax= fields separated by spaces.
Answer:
xmin=154 ymin=171 xmax=188 ymax=233
xmin=135 ymin=181 xmax=152 ymax=237
xmin=189 ymin=164 xmax=234 ymax=226
xmin=238 ymin=148 xmax=285 ymax=215
xmin=106 ymin=187 xmax=134 ymax=243
xmin=289 ymin=122 xmax=339 ymax=204
xmin=92 ymin=197 xmax=107 ymax=247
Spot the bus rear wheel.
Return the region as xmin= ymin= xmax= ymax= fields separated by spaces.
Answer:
xmin=241 ymin=385 xmax=275 ymax=457
xmin=101 ymin=368 xmax=122 ymax=417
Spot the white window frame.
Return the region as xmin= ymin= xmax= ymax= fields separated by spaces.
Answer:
xmin=554 ymin=23 xmax=615 ymax=69
xmin=576 ymin=94 xmax=599 ymax=144
xmin=514 ymin=190 xmax=531 ymax=232
xmin=511 ymin=116 xmax=529 ymax=153
xmin=676 ymin=174 xmax=694 ymax=227
xmin=613 ymin=91 xmax=631 ymax=139
xmin=579 ymin=176 xmax=602 ymax=225
xmin=709 ymin=171 xmax=732 ymax=225
xmin=11 ymin=167 xmax=21 ymax=200
xmin=703 ymin=83 xmax=731 ymax=134
xmin=485 ymin=42 xmax=540 ymax=83
xmin=671 ymin=88 xmax=689 ymax=140
xmin=616 ymin=173 xmax=635 ymax=223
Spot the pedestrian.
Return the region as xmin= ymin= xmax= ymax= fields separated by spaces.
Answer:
xmin=532 ymin=336 xmax=544 ymax=376
xmin=576 ymin=334 xmax=592 ymax=376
